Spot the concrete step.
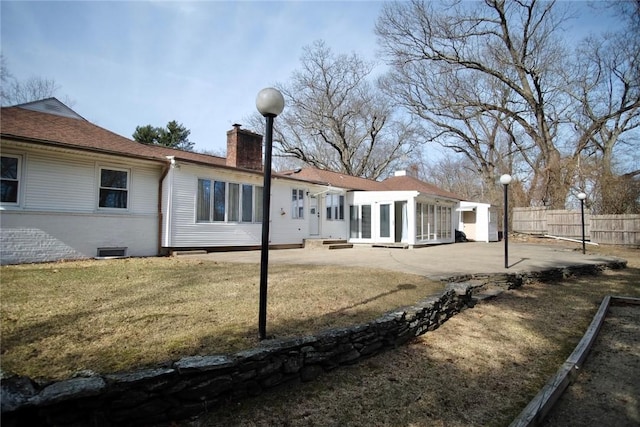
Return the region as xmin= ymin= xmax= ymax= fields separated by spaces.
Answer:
xmin=327 ymin=243 xmax=354 ymax=250
xmin=304 ymin=239 xmax=351 ymax=249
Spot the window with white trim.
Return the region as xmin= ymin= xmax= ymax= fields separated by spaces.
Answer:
xmin=349 ymin=204 xmax=371 ymax=238
xmin=197 ymin=179 xmax=262 ymax=223
xmin=416 ymin=202 xmax=452 ymax=240
xmin=291 ymin=189 xmax=304 ymax=219
xmin=99 ymin=167 xmax=129 ymax=209
xmin=326 ymin=193 xmax=344 ymax=220
xmin=1 ymin=155 xmax=20 ymax=204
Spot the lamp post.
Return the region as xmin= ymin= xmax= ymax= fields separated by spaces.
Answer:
xmin=256 ymin=87 xmax=285 ymax=341
xmin=500 ymin=174 xmax=512 ymax=269
xmin=577 ymin=192 xmax=587 ymax=255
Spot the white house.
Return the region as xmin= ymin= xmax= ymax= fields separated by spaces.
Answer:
xmin=1 ymin=99 xmax=494 ymax=265
xmin=283 ymin=168 xmax=461 ymax=247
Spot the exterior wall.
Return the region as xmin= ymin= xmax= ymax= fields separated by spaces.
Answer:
xmin=163 ymin=163 xmax=331 ymax=248
xmin=347 ymin=191 xmax=442 ymax=245
xmin=457 ymin=202 xmax=499 ymax=243
xmin=0 ymin=143 xmax=162 ymax=264
xmin=1 ymin=212 xmax=158 ymax=264
xmin=165 ymin=163 xmax=263 ymax=247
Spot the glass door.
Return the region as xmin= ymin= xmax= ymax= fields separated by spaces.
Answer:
xmin=378 ymin=202 xmax=394 ymax=243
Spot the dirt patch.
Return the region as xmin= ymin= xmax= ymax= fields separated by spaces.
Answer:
xmin=543 ymin=304 xmax=640 ymax=426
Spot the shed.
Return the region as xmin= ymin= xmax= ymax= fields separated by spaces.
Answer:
xmin=457 ymin=201 xmax=499 ymax=242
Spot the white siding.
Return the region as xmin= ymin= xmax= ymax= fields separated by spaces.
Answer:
xmin=24 ymin=153 xmax=95 ymax=211
xmin=129 ymin=165 xmax=161 ymax=214
xmin=269 ymin=180 xmax=313 ymax=244
xmin=0 ymin=145 xmax=163 ymax=263
xmin=349 ymin=191 xmax=457 ymax=245
xmin=165 ymin=165 xmax=330 ymax=248
xmin=1 ymin=211 xmax=158 ymax=264
xmin=167 ymin=164 xmax=266 ymax=247
xmin=8 ymin=148 xmax=161 ymax=215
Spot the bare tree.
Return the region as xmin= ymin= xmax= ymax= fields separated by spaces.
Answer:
xmin=376 ymin=0 xmax=581 ymax=207
xmin=563 ymin=2 xmax=640 ymax=214
xmin=1 ymin=56 xmax=74 ymax=106
xmin=266 ymin=40 xmax=423 ymax=180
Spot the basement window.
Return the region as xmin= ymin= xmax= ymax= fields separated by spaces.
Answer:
xmin=96 ymin=247 xmax=127 ymax=258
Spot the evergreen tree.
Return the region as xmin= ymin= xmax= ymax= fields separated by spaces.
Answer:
xmin=133 ymin=121 xmax=194 ymax=151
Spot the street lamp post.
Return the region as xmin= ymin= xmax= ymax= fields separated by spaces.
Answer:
xmin=500 ymin=174 xmax=512 ymax=269
xmin=577 ymin=192 xmax=587 ymax=255
xmin=256 ymin=87 xmax=285 ymax=340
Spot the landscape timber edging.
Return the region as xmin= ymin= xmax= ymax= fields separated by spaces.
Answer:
xmin=509 ymin=295 xmax=640 ymax=427
xmin=0 ymin=259 xmax=627 ymax=426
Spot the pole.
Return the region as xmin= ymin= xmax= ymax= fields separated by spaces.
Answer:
xmin=580 ymin=198 xmax=586 ymax=255
xmin=503 ymin=184 xmax=509 ymax=269
xmin=258 ymin=115 xmax=274 ymax=340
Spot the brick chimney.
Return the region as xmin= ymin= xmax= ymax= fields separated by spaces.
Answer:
xmin=226 ymin=124 xmax=263 ymax=171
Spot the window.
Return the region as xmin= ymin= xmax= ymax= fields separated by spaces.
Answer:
xmin=213 ymin=181 xmax=225 ymax=221
xmin=326 ymin=193 xmax=344 ymax=220
xmin=416 ymin=202 xmax=452 ymax=241
xmin=228 ymin=183 xmax=240 ymax=222
xmin=242 ymin=184 xmax=253 ymax=222
xmin=379 ymin=204 xmax=391 ymax=238
xmin=99 ymin=168 xmax=128 ymax=209
xmin=291 ymin=189 xmax=304 ymax=219
xmin=197 ymin=179 xmax=262 ymax=223
xmin=197 ymin=179 xmax=212 ymax=221
xmin=349 ymin=204 xmax=371 ymax=239
xmin=349 ymin=206 xmax=358 ymax=238
xmin=1 ymin=155 xmax=20 ymax=204
xmin=254 ymin=186 xmax=263 ymax=222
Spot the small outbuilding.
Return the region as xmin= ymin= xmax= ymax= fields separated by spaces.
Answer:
xmin=456 ymin=201 xmax=499 ymax=242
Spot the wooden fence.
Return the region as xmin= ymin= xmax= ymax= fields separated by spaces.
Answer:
xmin=591 ymin=215 xmax=640 ymax=246
xmin=512 ymin=207 xmax=639 ymax=246
xmin=512 ymin=207 xmax=548 ymax=234
xmin=547 ymin=210 xmax=591 ymax=239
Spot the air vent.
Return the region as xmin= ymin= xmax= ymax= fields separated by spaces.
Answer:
xmin=96 ymin=247 xmax=127 ymax=258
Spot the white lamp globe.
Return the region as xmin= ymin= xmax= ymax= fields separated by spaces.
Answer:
xmin=256 ymin=88 xmax=285 ymax=117
xmin=499 ymin=174 xmax=513 ymax=185
xmin=577 ymin=192 xmax=587 ymax=200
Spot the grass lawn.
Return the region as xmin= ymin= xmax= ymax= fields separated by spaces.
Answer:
xmin=191 ymin=244 xmax=640 ymax=427
xmin=0 ymin=257 xmax=443 ymax=380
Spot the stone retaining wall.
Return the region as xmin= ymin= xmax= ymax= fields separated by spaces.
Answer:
xmin=1 ymin=261 xmax=627 ymax=426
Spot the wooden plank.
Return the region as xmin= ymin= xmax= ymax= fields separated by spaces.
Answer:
xmin=566 ymin=296 xmax=610 ymax=368
xmin=509 ymin=296 xmax=611 ymax=427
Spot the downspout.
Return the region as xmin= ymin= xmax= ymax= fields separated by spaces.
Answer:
xmin=158 ymin=156 xmax=175 ymax=255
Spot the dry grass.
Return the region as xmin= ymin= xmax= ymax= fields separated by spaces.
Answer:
xmin=191 ymin=244 xmax=640 ymax=427
xmin=0 ymin=257 xmax=443 ymax=380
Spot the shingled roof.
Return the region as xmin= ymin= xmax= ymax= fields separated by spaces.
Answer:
xmin=1 ymin=99 xmax=462 ymax=200
xmin=281 ymin=168 xmax=462 ymax=200
xmin=381 ymin=174 xmax=462 ymax=200
xmin=0 ymin=99 xmax=226 ymax=168
xmin=280 ymin=168 xmax=386 ymax=191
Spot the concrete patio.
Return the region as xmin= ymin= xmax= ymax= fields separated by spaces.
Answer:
xmin=186 ymin=241 xmax=625 ymax=279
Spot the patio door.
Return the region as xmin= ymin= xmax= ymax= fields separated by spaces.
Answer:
xmin=378 ymin=202 xmax=394 ymax=243
xmin=309 ymin=196 xmax=319 ymax=235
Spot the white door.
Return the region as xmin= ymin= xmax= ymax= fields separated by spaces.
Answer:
xmin=309 ymin=196 xmax=319 ymax=235
xmin=377 ymin=202 xmax=394 ymax=243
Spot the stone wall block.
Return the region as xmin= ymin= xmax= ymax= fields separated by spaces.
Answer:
xmin=30 ymin=377 xmax=106 ymax=406
xmin=0 ymin=375 xmax=37 ymax=413
xmin=174 ymin=355 xmax=236 ymax=374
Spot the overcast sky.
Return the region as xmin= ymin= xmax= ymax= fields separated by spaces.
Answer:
xmin=1 ymin=1 xmax=614 ymax=156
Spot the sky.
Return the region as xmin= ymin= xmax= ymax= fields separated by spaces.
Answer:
xmin=0 ymin=1 xmax=619 ymax=157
